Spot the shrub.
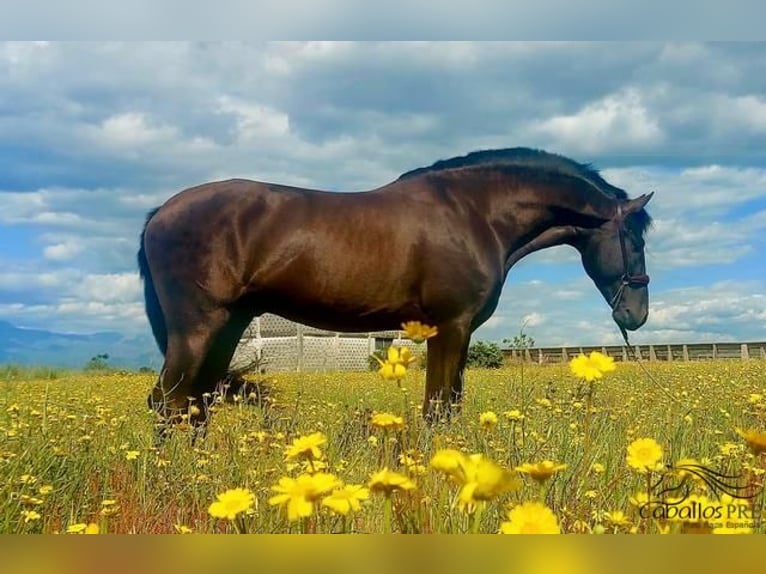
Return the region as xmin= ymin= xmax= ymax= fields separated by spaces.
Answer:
xmin=466 ymin=341 xmax=505 ymax=369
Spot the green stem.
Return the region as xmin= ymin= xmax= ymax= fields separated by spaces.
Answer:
xmin=645 ymin=471 xmax=652 ymax=534
xmin=233 ymin=515 xmax=246 ymax=534
xmin=398 ymin=379 xmax=410 ymax=463
xmin=383 ymin=495 xmax=393 ymax=534
xmin=470 ymin=502 xmax=485 ymax=534
xmin=584 ymin=381 xmax=594 ymax=453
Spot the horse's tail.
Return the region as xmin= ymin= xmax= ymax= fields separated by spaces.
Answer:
xmin=137 ymin=207 xmax=167 ymax=355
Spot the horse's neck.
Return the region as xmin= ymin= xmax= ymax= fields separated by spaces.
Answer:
xmin=481 ymin=175 xmax=616 ymax=271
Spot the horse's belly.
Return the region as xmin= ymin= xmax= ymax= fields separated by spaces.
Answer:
xmin=262 ymin=296 xmax=427 ymax=334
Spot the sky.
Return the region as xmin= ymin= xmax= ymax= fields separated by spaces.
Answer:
xmin=0 ymin=41 xmax=765 ymax=347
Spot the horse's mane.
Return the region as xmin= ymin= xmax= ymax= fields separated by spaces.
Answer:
xmin=398 ymin=147 xmax=652 ymax=236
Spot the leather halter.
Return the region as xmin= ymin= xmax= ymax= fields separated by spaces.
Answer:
xmin=610 ymin=203 xmax=650 ymax=310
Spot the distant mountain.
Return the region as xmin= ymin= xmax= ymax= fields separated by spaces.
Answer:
xmin=0 ymin=320 xmax=162 ymax=369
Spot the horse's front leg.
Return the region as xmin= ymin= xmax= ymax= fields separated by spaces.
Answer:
xmin=423 ymin=320 xmax=471 ymax=422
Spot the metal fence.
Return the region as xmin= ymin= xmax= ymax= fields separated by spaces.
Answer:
xmin=231 ymin=314 xmax=420 ymax=373
xmin=504 ymin=341 xmax=766 ymax=363
xmin=232 ymin=315 xmax=766 ymax=373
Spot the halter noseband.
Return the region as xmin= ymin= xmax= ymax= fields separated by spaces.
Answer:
xmin=610 ymin=203 xmax=650 ymax=310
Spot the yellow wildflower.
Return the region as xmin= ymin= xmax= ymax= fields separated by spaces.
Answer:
xmin=626 ymin=438 xmax=664 ymax=473
xmin=370 ymin=412 xmax=405 ymax=431
xmin=208 ymin=487 xmax=256 ymax=521
xmin=479 ymin=411 xmax=498 ymax=430
xmin=499 ymin=502 xmax=560 ymax=534
xmin=286 ymin=458 xmax=329 ymax=474
xmin=504 ymin=409 xmax=524 ymax=421
xmin=569 ymin=351 xmax=615 ymax=382
xmin=20 ymin=495 xmax=43 ymax=506
xmin=368 ymin=468 xmax=416 ymax=496
xmin=735 ymin=428 xmax=766 ymax=455
xmin=430 ymin=449 xmax=466 ymax=480
xmin=21 ymin=510 xmax=41 ymax=523
xmin=748 ymin=393 xmax=762 ymax=405
xmin=269 ymin=473 xmax=339 ymax=522
xmin=285 ymin=432 xmax=327 ymax=461
xmin=516 ymin=460 xmax=567 ymax=483
xmin=431 ymin=450 xmax=518 ymax=509
xmin=321 ymin=484 xmax=370 ymax=516
xmin=718 ymin=442 xmax=742 ymax=456
xmin=457 ymin=455 xmax=519 ymax=509
xmin=401 ymin=321 xmax=438 ymax=343
xmin=604 ymin=510 xmax=630 ymax=527
xmin=590 ymin=463 xmax=605 ymax=474
xmin=66 ymin=523 xmax=100 ymax=534
xmin=375 ymin=347 xmax=415 ymax=381
xmin=125 ymin=450 xmax=140 ymax=461
xmin=629 ymin=491 xmax=651 ymax=508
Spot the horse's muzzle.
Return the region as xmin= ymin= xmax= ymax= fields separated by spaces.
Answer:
xmin=612 ymin=306 xmax=648 ymax=331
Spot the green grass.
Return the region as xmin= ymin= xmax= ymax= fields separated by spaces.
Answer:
xmin=0 ymin=360 xmax=764 ymax=533
xmin=0 ymin=363 xmax=71 ymax=381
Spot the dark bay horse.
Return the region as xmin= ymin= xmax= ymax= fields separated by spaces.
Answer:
xmin=138 ymin=147 xmax=652 ymax=428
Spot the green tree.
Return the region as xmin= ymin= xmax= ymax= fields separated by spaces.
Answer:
xmin=503 ymin=332 xmax=536 ymax=350
xmin=84 ymin=353 xmax=110 ymax=371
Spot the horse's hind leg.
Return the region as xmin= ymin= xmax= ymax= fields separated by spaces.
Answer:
xmin=148 ymin=306 xmax=230 ymax=437
xmin=423 ymin=320 xmax=471 ymax=421
xmin=190 ymin=309 xmax=256 ymax=434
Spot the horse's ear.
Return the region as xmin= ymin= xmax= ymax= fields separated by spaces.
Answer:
xmin=623 ymin=192 xmax=654 ymax=215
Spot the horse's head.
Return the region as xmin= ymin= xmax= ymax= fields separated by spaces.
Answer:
xmin=577 ymin=193 xmax=653 ymax=332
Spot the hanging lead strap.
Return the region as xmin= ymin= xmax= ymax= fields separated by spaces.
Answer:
xmin=620 ymin=324 xmax=687 ymax=407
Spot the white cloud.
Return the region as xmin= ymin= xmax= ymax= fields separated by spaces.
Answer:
xmin=475 ymin=276 xmax=766 ymax=346
xmin=76 ymin=273 xmax=142 ymax=303
xmin=1 ymin=41 xmax=765 ymax=346
xmin=598 ymin=164 xmax=766 ymax=270
xmin=0 ymin=41 xmax=51 ymax=70
xmin=521 ymin=312 xmax=544 ymax=327
xmin=0 ymin=269 xmax=80 ymax=290
xmin=0 ymin=300 xmax=147 ymax=334
xmin=648 ymin=218 xmax=754 ymax=268
xmin=97 ymin=112 xmax=177 ymax=146
xmin=716 ymin=94 xmax=766 ymax=134
xmin=43 ymin=239 xmax=83 ymax=261
xmin=480 ymin=316 xmax=506 ymax=329
xmin=216 ymin=97 xmax=291 ymax=142
xmin=0 ymin=269 xmax=144 ymax=332
xmin=533 ymin=89 xmax=664 ymax=153
xmin=649 ymin=281 xmax=766 ymax=332
xmin=604 ymin=165 xmax=766 ymax=216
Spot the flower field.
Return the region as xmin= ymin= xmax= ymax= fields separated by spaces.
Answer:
xmin=1 ymin=355 xmax=764 ymax=534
